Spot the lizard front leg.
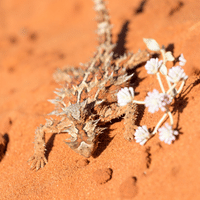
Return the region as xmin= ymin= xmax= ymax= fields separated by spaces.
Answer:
xmin=28 ymin=119 xmax=71 ymax=171
xmin=28 ymin=125 xmax=48 ymax=170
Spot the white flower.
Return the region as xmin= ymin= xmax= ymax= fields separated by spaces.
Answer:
xmin=159 ymin=123 xmax=179 ymax=144
xmin=117 ymin=87 xmax=134 ymax=106
xmin=144 ymin=89 xmax=162 ymax=113
xmin=145 ymin=58 xmax=163 ymax=74
xmin=134 ymin=126 xmax=150 ymax=145
xmin=179 ymin=53 xmax=186 ymax=66
xmin=167 ymin=66 xmax=188 ymax=83
xmin=159 ymin=93 xmax=172 ymax=112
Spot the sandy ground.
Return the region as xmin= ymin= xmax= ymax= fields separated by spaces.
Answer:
xmin=0 ymin=0 xmax=200 ymax=199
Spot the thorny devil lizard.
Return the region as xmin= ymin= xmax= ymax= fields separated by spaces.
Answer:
xmin=28 ymin=0 xmax=150 ymax=170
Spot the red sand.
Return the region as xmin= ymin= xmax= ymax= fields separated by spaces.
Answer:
xmin=0 ymin=0 xmax=200 ymax=199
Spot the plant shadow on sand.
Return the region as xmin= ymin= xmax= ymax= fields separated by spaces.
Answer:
xmin=171 ymin=76 xmax=200 ymax=140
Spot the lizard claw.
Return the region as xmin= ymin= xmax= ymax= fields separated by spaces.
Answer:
xmin=28 ymin=154 xmax=48 ymax=171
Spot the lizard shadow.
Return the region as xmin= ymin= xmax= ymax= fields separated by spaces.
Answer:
xmin=45 ymin=133 xmax=56 ymax=160
xmin=92 ymin=119 xmax=121 ymax=158
xmin=128 ymin=69 xmax=145 ymax=88
xmin=45 ymin=132 xmax=76 ymax=160
xmin=45 ymin=124 xmax=116 ymax=160
xmin=113 ymin=20 xmax=130 ymax=57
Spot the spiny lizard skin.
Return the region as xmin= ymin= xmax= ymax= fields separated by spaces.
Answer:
xmin=28 ymin=0 xmax=150 ymax=171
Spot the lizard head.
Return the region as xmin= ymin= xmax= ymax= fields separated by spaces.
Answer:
xmin=64 ymin=119 xmax=103 ymax=158
xmin=62 ymin=101 xmax=104 ymax=157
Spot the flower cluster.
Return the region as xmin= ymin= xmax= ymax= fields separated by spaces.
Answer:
xmin=145 ymin=58 xmax=163 ymax=74
xmin=159 ymin=123 xmax=178 ymax=144
xmin=134 ymin=126 xmax=150 ymax=145
xmin=117 ymin=38 xmax=188 ymax=146
xmin=167 ymin=66 xmax=188 ymax=83
xmin=144 ymin=89 xmax=171 ymax=113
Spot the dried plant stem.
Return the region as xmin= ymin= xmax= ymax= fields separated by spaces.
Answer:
xmin=177 ymin=80 xmax=185 ymax=94
xmin=167 ymin=111 xmax=173 ymax=126
xmin=157 ymin=72 xmax=165 ymax=93
xmin=166 ymin=76 xmax=172 ymax=91
xmin=152 ymin=113 xmax=167 ymax=135
xmin=167 ymin=83 xmax=177 ymax=95
xmin=161 ymin=49 xmax=166 ymax=64
xmin=133 ymin=100 xmax=145 ymax=104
